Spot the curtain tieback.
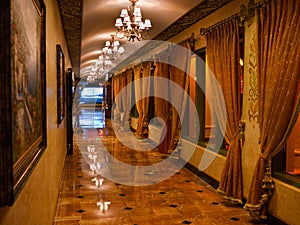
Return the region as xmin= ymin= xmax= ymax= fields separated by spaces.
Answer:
xmin=231 ymin=120 xmax=246 ymax=147
xmin=258 ymin=154 xmax=267 ymax=161
xmin=259 ymin=160 xmax=275 ymax=220
xmin=258 ymin=153 xmax=270 ymax=161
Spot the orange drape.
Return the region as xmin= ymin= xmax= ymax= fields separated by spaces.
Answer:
xmin=120 ymin=69 xmax=132 ymax=127
xmin=134 ymin=62 xmax=151 ymax=136
xmin=134 ymin=64 xmax=143 ymax=136
xmin=154 ymin=51 xmax=171 ymax=153
xmin=168 ymin=41 xmax=191 ymax=150
xmin=206 ymin=19 xmax=243 ymax=203
xmin=119 ymin=72 xmax=126 ymax=113
xmin=245 ymin=0 xmax=300 ymax=219
xmin=140 ymin=61 xmax=151 ymax=135
xmin=112 ymin=75 xmax=122 ymax=121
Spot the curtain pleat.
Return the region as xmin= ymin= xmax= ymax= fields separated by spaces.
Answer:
xmin=134 ymin=65 xmax=143 ymax=136
xmin=134 ymin=62 xmax=151 ymax=137
xmin=169 ymin=41 xmax=191 ymax=150
xmin=121 ymin=69 xmax=132 ymax=127
xmin=206 ymin=19 xmax=243 ymax=204
xmin=112 ymin=75 xmax=122 ymax=121
xmin=119 ymin=73 xmax=126 ymax=113
xmin=154 ymin=51 xmax=171 ymax=153
xmin=140 ymin=61 xmax=151 ymax=135
xmin=245 ymin=0 xmax=300 ymax=219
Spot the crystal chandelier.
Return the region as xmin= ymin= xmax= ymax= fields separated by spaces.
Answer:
xmin=100 ymin=34 xmax=125 ymax=58
xmin=89 ymin=34 xmax=125 ymax=82
xmin=98 ymin=34 xmax=124 ymax=71
xmin=115 ymin=0 xmax=152 ymax=42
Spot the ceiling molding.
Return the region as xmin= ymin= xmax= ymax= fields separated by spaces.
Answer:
xmin=154 ymin=0 xmax=233 ymax=41
xmin=57 ymin=0 xmax=83 ymax=76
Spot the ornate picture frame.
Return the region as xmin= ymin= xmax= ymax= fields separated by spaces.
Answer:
xmin=0 ymin=0 xmax=46 ymax=206
xmin=56 ymin=44 xmax=65 ymax=125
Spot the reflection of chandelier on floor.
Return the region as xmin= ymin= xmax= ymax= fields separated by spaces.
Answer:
xmin=115 ymin=0 xmax=152 ymax=42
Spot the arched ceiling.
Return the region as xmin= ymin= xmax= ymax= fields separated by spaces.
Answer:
xmin=57 ymin=0 xmax=233 ymax=78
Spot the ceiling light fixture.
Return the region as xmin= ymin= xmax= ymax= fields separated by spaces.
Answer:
xmin=101 ymin=34 xmax=125 ymax=57
xmin=115 ymin=0 xmax=152 ymax=42
xmin=98 ymin=34 xmax=124 ymax=69
xmin=89 ymin=34 xmax=124 ymax=83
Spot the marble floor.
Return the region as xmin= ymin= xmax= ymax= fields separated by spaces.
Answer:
xmin=53 ymin=109 xmax=267 ymax=225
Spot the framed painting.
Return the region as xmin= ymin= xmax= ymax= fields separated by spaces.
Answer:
xmin=0 ymin=0 xmax=46 ymax=206
xmin=56 ymin=45 xmax=65 ymax=125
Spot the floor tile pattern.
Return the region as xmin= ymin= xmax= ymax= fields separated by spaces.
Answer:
xmin=54 ymin=117 xmax=267 ymax=225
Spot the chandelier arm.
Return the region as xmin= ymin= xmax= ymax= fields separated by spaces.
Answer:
xmin=115 ymin=0 xmax=151 ymax=42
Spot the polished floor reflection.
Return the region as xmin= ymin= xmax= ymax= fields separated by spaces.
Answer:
xmin=77 ymin=107 xmax=105 ymax=129
xmin=54 ymin=109 xmax=267 ymax=225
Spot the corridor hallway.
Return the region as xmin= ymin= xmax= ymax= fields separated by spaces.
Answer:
xmin=53 ymin=108 xmax=267 ymax=225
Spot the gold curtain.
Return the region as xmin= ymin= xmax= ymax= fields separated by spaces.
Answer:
xmin=141 ymin=61 xmax=151 ymax=133
xmin=134 ymin=64 xmax=143 ymax=136
xmin=154 ymin=51 xmax=171 ymax=153
xmin=245 ymin=0 xmax=300 ymax=219
xmin=169 ymin=41 xmax=191 ymax=150
xmin=119 ymin=73 xmax=126 ymax=113
xmin=206 ymin=19 xmax=243 ymax=203
xmin=121 ymin=69 xmax=132 ymax=126
xmin=112 ymin=75 xmax=122 ymax=120
xmin=111 ymin=76 xmax=115 ymax=103
xmin=134 ymin=62 xmax=151 ymax=136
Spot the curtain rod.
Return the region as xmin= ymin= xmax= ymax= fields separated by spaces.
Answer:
xmin=200 ymin=0 xmax=271 ymax=35
xmin=200 ymin=13 xmax=239 ymax=35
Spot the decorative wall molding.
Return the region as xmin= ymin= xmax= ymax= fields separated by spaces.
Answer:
xmin=248 ymin=27 xmax=258 ymax=125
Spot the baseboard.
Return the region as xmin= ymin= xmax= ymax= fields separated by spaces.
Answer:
xmin=185 ymin=163 xmax=287 ymax=225
xmin=184 ymin=163 xmax=219 ymax=189
xmin=267 ymin=214 xmax=288 ymax=225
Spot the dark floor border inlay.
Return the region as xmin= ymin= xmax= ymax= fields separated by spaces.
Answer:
xmin=76 ymin=209 xmax=85 ymax=213
xmin=211 ymin=202 xmax=220 ymax=205
xmin=124 ymin=207 xmax=133 ymax=210
xmin=230 ymin=217 xmax=240 ymax=221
